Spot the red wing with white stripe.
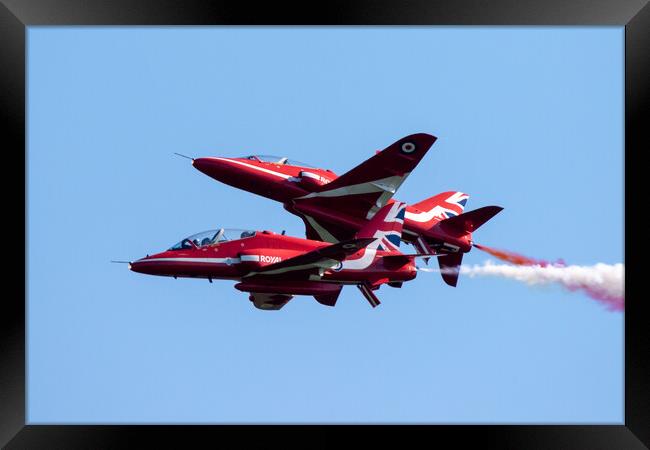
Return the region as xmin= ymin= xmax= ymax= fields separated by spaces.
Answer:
xmin=291 ymin=133 xmax=436 ymax=232
xmin=244 ymin=237 xmax=376 ymax=278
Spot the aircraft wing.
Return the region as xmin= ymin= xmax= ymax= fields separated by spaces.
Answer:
xmin=300 ymin=215 xmax=356 ymax=243
xmin=245 ymin=237 xmax=376 ymax=278
xmin=291 ymin=133 xmax=436 ymax=242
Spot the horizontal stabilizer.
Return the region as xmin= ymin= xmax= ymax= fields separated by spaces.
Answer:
xmin=438 ymin=206 xmax=503 ymax=235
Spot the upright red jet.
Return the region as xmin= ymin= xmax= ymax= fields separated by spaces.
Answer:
xmin=129 ymin=203 xmax=418 ymax=310
xmin=188 ymin=133 xmax=502 ymax=286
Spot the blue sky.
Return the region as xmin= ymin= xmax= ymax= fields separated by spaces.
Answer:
xmin=27 ymin=27 xmax=623 ymax=423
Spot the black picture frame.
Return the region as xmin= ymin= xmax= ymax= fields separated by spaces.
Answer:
xmin=2 ymin=0 xmax=645 ymax=448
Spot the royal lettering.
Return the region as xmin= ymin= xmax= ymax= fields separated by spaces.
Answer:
xmin=260 ymin=255 xmax=282 ymax=264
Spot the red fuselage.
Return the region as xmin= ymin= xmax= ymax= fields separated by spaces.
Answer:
xmin=130 ymin=230 xmax=417 ymax=296
xmin=192 ymin=157 xmax=472 ymax=253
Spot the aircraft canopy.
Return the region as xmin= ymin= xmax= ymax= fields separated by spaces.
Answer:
xmin=243 ymin=155 xmax=315 ymax=168
xmin=168 ymin=228 xmax=256 ymax=250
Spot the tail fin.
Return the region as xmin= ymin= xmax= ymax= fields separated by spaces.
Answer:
xmin=438 ymin=253 xmax=464 ymax=287
xmin=356 ymin=201 xmax=406 ymax=253
xmin=433 ymin=206 xmax=502 ymax=287
xmin=406 ymin=191 xmax=469 ymax=228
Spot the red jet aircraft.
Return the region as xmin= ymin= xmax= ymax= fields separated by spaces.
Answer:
xmin=187 ymin=133 xmax=502 ymax=287
xmin=129 ymin=203 xmax=418 ymax=310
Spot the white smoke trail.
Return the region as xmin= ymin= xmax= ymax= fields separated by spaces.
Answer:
xmin=420 ymin=260 xmax=625 ymax=311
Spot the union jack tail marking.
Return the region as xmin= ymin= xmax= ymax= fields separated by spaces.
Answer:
xmin=405 ymin=191 xmax=469 ymax=228
xmin=356 ymin=201 xmax=406 ymax=253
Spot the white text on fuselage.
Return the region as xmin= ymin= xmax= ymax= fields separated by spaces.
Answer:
xmin=260 ymin=255 xmax=282 ymax=264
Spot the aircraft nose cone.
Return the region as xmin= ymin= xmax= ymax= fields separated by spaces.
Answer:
xmin=192 ymin=157 xmax=230 ymax=176
xmin=129 ymin=260 xmax=141 ymax=273
xmin=129 ymin=258 xmax=151 ymax=274
xmin=192 ymin=157 xmax=241 ymax=184
xmin=191 ymin=157 xmax=208 ymax=171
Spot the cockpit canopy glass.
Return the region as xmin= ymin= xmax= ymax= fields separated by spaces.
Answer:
xmin=243 ymin=154 xmax=315 ymax=168
xmin=168 ymin=228 xmax=256 ymax=250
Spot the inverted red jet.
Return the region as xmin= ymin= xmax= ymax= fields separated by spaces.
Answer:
xmin=189 ymin=133 xmax=502 ymax=286
xmin=129 ymin=203 xmax=419 ymax=310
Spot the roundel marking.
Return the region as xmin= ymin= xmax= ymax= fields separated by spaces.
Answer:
xmin=401 ymin=142 xmax=416 ymax=153
xmin=342 ymin=243 xmax=357 ymax=249
xmin=333 ymin=261 xmax=343 ymax=271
